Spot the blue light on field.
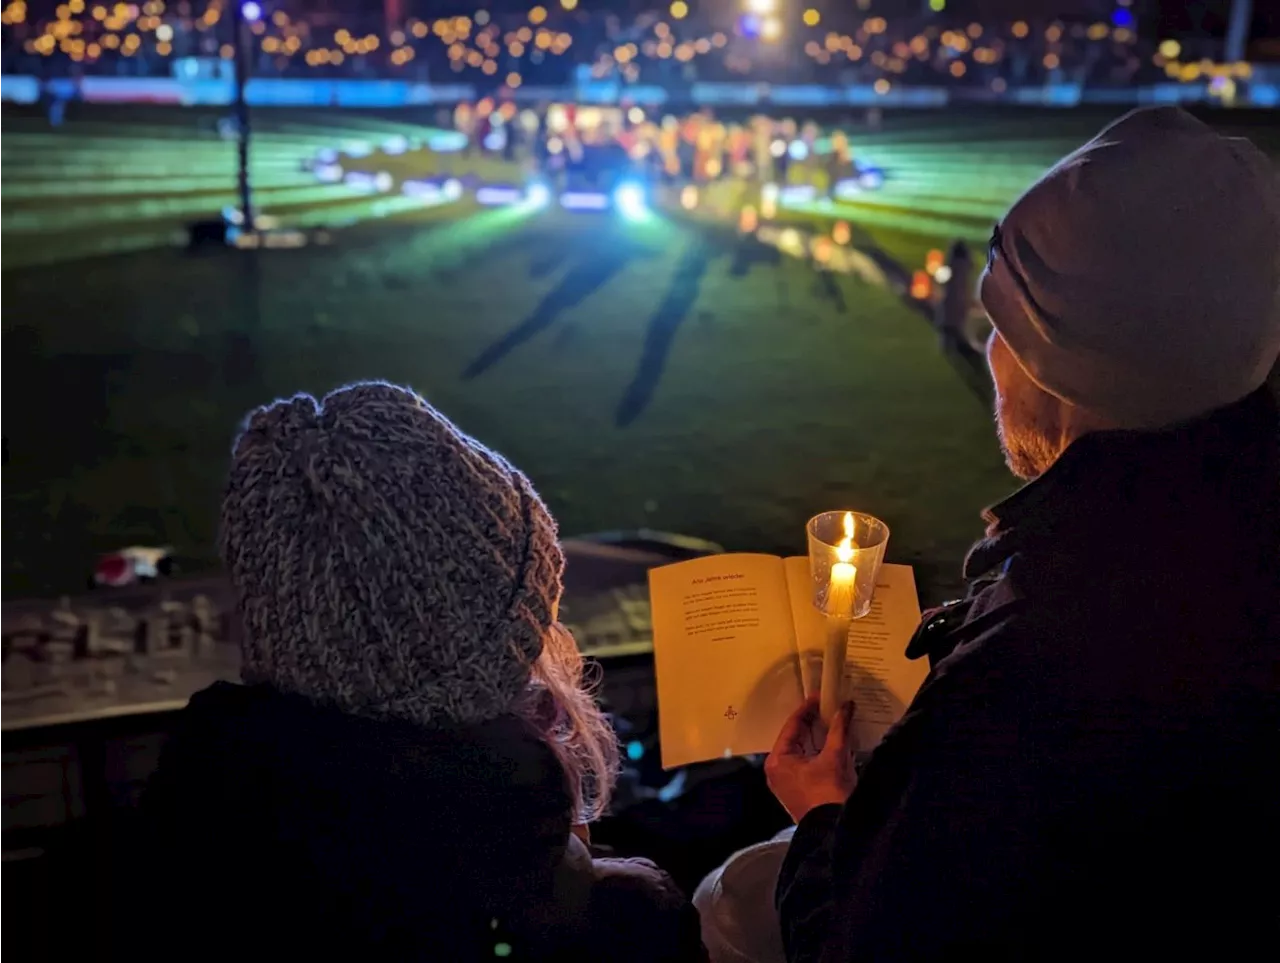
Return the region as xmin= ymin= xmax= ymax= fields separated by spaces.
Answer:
xmin=1111 ymin=7 xmax=1135 ymax=28
xmin=614 ymin=182 xmax=648 ymax=220
xmin=241 ymin=1 xmax=262 ymax=22
xmin=526 ymin=182 xmax=551 ymax=207
xmin=739 ymin=13 xmax=762 ymax=39
xmin=560 ymin=191 xmax=610 ymax=211
xmin=477 ymin=186 xmax=524 ymax=205
xmin=859 ymin=169 xmax=884 ymax=190
xmin=313 ymin=163 xmax=343 ymax=183
xmin=626 ymin=740 xmax=645 ymax=761
xmin=382 ymin=135 xmax=409 ymax=156
xmin=443 ymin=178 xmax=464 ymax=200
xmin=788 ymin=139 xmax=809 ymax=161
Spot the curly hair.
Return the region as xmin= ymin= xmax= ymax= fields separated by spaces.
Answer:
xmin=517 ymin=623 xmax=620 ymax=823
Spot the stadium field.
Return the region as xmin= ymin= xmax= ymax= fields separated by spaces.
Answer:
xmin=4 ymin=105 xmax=1274 ymax=600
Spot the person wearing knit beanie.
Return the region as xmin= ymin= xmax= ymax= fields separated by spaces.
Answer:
xmin=219 ymin=380 xmax=563 ymax=727
xmin=135 ymin=382 xmax=706 ymax=963
xmin=980 ymin=105 xmax=1280 ymax=442
xmin=765 ymin=109 xmax=1279 ymax=962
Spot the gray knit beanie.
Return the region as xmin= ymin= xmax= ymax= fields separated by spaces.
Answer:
xmin=980 ymin=106 xmax=1280 ymax=428
xmin=220 ymin=381 xmax=564 ymax=727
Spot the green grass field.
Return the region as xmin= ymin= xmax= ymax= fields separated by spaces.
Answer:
xmin=4 ymin=105 xmax=1274 ymax=601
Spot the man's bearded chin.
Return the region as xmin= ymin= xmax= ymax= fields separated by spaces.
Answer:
xmin=995 ymin=405 xmax=1061 ymax=481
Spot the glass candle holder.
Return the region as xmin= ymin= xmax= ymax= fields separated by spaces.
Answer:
xmin=806 ymin=511 xmax=890 ymax=620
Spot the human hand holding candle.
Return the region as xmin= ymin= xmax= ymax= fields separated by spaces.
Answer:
xmin=820 ymin=513 xmax=857 ymax=722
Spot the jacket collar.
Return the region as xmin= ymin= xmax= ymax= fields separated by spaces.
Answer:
xmin=964 ymin=387 xmax=1280 ymax=580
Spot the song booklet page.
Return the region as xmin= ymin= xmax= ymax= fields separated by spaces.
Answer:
xmin=648 ymin=553 xmax=927 ymax=768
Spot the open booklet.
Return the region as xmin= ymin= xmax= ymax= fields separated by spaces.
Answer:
xmin=648 ymin=554 xmax=928 ymax=769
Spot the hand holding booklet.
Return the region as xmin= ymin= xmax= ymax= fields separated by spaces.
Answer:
xmin=648 ymin=553 xmax=927 ymax=768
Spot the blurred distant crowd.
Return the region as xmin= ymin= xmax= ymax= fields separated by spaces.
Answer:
xmin=452 ymin=98 xmax=874 ymax=198
xmin=1 ymin=0 xmax=1245 ymax=93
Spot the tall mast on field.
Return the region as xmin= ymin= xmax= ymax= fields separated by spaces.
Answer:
xmin=231 ymin=1 xmax=255 ymax=234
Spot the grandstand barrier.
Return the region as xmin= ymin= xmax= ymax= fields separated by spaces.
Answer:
xmin=0 ymin=75 xmax=478 ymax=107
xmin=1 ymin=74 xmax=39 ymax=104
xmin=2 ymin=74 xmax=1276 ymax=109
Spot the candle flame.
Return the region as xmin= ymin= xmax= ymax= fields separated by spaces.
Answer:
xmin=836 ymin=511 xmax=855 ymax=563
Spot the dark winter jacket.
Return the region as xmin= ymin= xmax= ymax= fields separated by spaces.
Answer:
xmin=133 ymin=681 xmax=705 ymax=963
xmin=778 ymin=387 xmax=1280 ymax=961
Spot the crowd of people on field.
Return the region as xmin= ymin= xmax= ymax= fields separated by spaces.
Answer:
xmin=126 ymin=107 xmax=1280 ymax=963
xmin=453 ymin=98 xmax=874 ymax=192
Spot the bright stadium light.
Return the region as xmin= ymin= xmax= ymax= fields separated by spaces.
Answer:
xmin=526 ymin=182 xmax=551 ymax=207
xmin=614 ymin=182 xmax=648 ymax=220
xmin=761 ymin=16 xmax=782 ymax=41
xmin=241 ymin=1 xmax=262 ymax=22
xmin=746 ymin=0 xmax=775 ymax=14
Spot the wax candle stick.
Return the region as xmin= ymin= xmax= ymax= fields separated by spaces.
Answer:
xmin=821 ymin=513 xmax=857 ymax=721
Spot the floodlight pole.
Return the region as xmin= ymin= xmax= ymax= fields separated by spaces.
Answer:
xmin=231 ymin=1 xmax=255 ymax=234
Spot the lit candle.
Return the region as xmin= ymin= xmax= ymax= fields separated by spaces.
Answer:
xmin=821 ymin=513 xmax=857 ymax=721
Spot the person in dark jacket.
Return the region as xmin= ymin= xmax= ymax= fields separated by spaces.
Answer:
xmin=767 ymin=106 xmax=1280 ymax=961
xmin=133 ymin=381 xmax=705 ymax=963
xmin=933 ymin=238 xmax=973 ymax=354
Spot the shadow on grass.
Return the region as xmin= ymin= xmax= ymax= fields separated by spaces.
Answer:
xmin=528 ymin=244 xmax=573 ymax=280
xmin=616 ymin=229 xmax=792 ymax=426
xmin=457 ymin=216 xmax=801 ymax=424
xmin=616 ymin=239 xmax=715 ymax=426
xmin=462 ymin=228 xmax=655 ymax=380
